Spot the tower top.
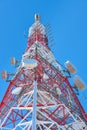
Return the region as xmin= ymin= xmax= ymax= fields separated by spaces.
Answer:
xmin=35 ymin=14 xmax=40 ymax=22
xmin=28 ymin=14 xmax=46 ymax=38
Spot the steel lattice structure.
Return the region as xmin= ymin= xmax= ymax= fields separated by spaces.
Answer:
xmin=0 ymin=14 xmax=87 ymax=130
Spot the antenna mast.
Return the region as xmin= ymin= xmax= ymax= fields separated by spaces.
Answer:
xmin=0 ymin=14 xmax=87 ymax=130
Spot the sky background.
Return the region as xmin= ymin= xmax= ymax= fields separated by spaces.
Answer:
xmin=0 ymin=0 xmax=87 ymax=112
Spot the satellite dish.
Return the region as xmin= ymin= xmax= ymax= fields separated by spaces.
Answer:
xmin=12 ymin=87 xmax=22 ymax=95
xmin=56 ymin=87 xmax=61 ymax=96
xmin=73 ymin=75 xmax=86 ymax=90
xmin=1 ymin=70 xmax=8 ymax=79
xmin=10 ymin=57 xmax=17 ymax=65
xmin=22 ymin=58 xmax=37 ymax=69
xmin=65 ymin=60 xmax=76 ymax=73
xmin=43 ymin=73 xmax=49 ymax=80
xmin=37 ymin=113 xmax=43 ymax=120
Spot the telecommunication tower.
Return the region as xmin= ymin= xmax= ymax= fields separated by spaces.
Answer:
xmin=0 ymin=14 xmax=87 ymax=130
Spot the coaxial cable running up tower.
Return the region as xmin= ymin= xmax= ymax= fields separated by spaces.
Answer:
xmin=0 ymin=14 xmax=87 ymax=130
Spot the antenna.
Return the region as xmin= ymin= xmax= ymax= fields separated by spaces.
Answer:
xmin=56 ymin=87 xmax=61 ymax=96
xmin=73 ymin=75 xmax=86 ymax=90
xmin=65 ymin=60 xmax=77 ymax=73
xmin=1 ymin=70 xmax=14 ymax=81
xmin=1 ymin=70 xmax=8 ymax=80
xmin=0 ymin=14 xmax=87 ymax=130
xmin=45 ymin=23 xmax=56 ymax=48
xmin=35 ymin=14 xmax=40 ymax=22
xmin=12 ymin=87 xmax=22 ymax=95
xmin=10 ymin=57 xmax=18 ymax=65
xmin=22 ymin=58 xmax=38 ymax=69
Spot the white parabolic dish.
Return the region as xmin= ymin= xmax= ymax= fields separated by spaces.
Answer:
xmin=56 ymin=87 xmax=61 ymax=95
xmin=73 ymin=75 xmax=86 ymax=90
xmin=65 ymin=60 xmax=76 ymax=73
xmin=12 ymin=87 xmax=22 ymax=95
xmin=22 ymin=59 xmax=37 ymax=69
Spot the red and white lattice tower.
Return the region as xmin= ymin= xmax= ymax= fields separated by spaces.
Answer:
xmin=0 ymin=14 xmax=87 ymax=130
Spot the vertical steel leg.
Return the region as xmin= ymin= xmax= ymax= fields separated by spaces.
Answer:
xmin=32 ymin=81 xmax=37 ymax=130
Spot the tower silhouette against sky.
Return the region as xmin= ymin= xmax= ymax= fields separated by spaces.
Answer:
xmin=0 ymin=14 xmax=87 ymax=130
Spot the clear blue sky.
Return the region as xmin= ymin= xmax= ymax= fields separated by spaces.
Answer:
xmin=0 ymin=0 xmax=87 ymax=112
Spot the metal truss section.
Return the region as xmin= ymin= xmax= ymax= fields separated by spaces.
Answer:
xmin=0 ymin=89 xmax=86 ymax=130
xmin=0 ymin=14 xmax=87 ymax=130
xmin=23 ymin=42 xmax=62 ymax=73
